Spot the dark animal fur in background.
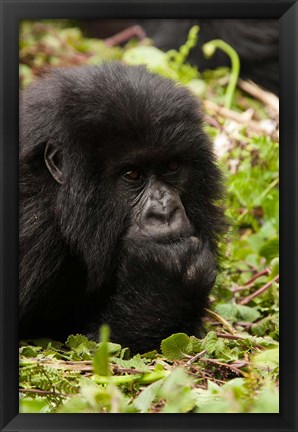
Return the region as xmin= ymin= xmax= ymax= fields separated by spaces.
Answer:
xmin=83 ymin=19 xmax=279 ymax=94
xmin=19 ymin=63 xmax=226 ymax=353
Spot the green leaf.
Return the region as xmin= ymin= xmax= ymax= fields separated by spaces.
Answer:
xmin=110 ymin=354 xmax=151 ymax=372
xmin=123 ymin=46 xmax=166 ymax=67
xmin=65 ymin=334 xmax=91 ymax=349
xmin=56 ymin=397 xmax=89 ymax=413
xmin=252 ymin=314 xmax=279 ymax=337
xmin=259 ymin=237 xmax=279 ymax=261
xmin=19 ymin=398 xmax=49 ymax=413
xmin=134 ymin=380 xmax=163 ymax=412
xmin=93 ymin=325 xmax=110 ymax=376
xmin=19 ymin=346 xmax=41 ymax=357
xmin=270 ymin=257 xmax=279 ymax=277
xmin=202 ymin=331 xmax=218 ymax=355
xmin=236 ymin=305 xmax=261 ymax=322
xmin=253 ymin=348 xmax=279 ymax=370
xmin=251 ymin=385 xmax=279 ymax=413
xmin=140 ymin=350 xmax=158 ymax=359
xmin=29 ymin=338 xmax=63 ymax=350
xmin=215 ymin=303 xmax=260 ymax=324
xmin=160 ymin=333 xmax=192 ymax=360
xmin=207 ymin=380 xmax=221 ymax=393
xmin=102 ymin=342 xmax=122 ymax=356
xmin=214 ymin=303 xmax=238 ymax=323
xmin=189 ymin=336 xmax=203 ymax=353
xmin=187 ymin=79 xmax=206 ymax=97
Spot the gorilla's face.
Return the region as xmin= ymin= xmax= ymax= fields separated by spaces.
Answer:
xmin=116 ymin=156 xmax=193 ymax=243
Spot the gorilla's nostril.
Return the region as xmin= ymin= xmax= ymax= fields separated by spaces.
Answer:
xmin=169 ymin=207 xmax=180 ymax=224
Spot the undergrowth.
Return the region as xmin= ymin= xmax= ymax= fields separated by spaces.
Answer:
xmin=19 ymin=21 xmax=279 ymax=413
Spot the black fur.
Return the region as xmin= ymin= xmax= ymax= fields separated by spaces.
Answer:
xmin=19 ymin=62 xmax=225 ymax=353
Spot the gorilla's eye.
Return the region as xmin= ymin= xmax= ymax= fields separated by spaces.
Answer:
xmin=123 ymin=168 xmax=142 ymax=181
xmin=166 ymin=160 xmax=180 ymax=173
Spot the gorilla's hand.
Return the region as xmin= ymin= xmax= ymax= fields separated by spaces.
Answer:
xmin=96 ymin=237 xmax=216 ymax=352
xmin=119 ymin=236 xmax=216 ymax=291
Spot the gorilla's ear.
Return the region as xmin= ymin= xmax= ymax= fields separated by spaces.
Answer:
xmin=44 ymin=141 xmax=64 ymax=184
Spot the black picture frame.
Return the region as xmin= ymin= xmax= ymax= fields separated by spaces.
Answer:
xmin=1 ymin=1 xmax=297 ymax=431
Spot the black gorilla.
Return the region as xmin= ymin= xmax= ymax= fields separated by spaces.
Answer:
xmin=19 ymin=62 xmax=225 ymax=353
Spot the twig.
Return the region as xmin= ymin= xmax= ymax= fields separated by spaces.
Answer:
xmin=186 ymin=350 xmax=207 ymax=366
xmin=203 ymin=100 xmax=277 ymax=136
xmin=204 ymin=114 xmax=224 ymax=131
xmin=19 ymin=388 xmax=74 ymax=398
xmin=20 ymin=359 xmax=93 ymax=371
xmin=216 ymin=332 xmax=265 ymax=350
xmin=216 ymin=332 xmax=243 ymax=341
xmin=112 ymin=365 xmax=149 ymax=375
xmin=243 ymin=267 xmax=271 ymax=286
xmin=205 ymin=308 xmax=236 ymax=335
xmin=199 ymin=357 xmax=246 ymax=376
xmin=104 ymin=25 xmax=146 ymax=47
xmin=238 ymin=79 xmax=279 ymax=114
xmin=229 ymin=360 xmax=249 ymax=368
xmin=239 ymin=275 xmax=279 ymax=305
xmin=232 ymin=267 xmax=270 ymax=292
xmin=235 ymin=321 xmax=253 ymax=328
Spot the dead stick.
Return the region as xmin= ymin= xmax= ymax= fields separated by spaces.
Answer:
xmin=200 ymin=358 xmax=246 ymax=376
xmin=19 ymin=388 xmax=74 ymax=397
xmin=203 ymin=100 xmax=275 ymax=135
xmin=186 ymin=350 xmax=207 ymax=366
xmin=238 ymin=79 xmax=279 ymax=114
xmin=239 ymin=275 xmax=279 ymax=305
xmin=216 ymin=332 xmax=265 ymax=350
xmin=232 ymin=268 xmax=270 ymax=292
xmin=105 ymin=25 xmax=146 ymax=47
xmin=205 ymin=308 xmax=236 ymax=335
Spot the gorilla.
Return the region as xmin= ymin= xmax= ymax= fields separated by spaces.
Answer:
xmin=19 ymin=62 xmax=225 ymax=353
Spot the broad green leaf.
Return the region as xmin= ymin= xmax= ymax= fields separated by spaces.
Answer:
xmin=253 ymin=348 xmax=279 ymax=370
xmin=19 ymin=398 xmax=49 ymax=413
xmin=236 ymin=304 xmax=261 ymax=322
xmin=251 ymin=385 xmax=279 ymax=413
xmin=19 ymin=346 xmax=41 ymax=357
xmin=202 ymin=331 xmax=218 ymax=355
xmin=214 ymin=303 xmax=238 ymax=322
xmin=160 ymin=333 xmax=192 ymax=360
xmin=65 ymin=334 xmax=91 ymax=349
xmin=259 ymin=237 xmax=279 ymax=261
xmin=134 ymin=380 xmax=163 ymax=412
xmin=110 ymin=354 xmax=151 ymax=372
xmin=123 ymin=46 xmax=167 ymax=69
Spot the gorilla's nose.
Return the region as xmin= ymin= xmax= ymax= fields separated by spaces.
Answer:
xmin=142 ymin=202 xmax=190 ymax=237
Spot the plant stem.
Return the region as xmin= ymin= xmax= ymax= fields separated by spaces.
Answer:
xmin=93 ymin=370 xmax=169 ymax=386
xmin=203 ymin=39 xmax=240 ymax=109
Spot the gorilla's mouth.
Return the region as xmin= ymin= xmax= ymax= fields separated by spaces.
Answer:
xmin=134 ymin=226 xmax=196 ymax=246
xmin=153 ymin=231 xmax=196 ymax=245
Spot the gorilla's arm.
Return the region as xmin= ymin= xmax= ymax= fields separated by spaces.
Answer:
xmin=91 ymin=238 xmax=216 ymax=353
